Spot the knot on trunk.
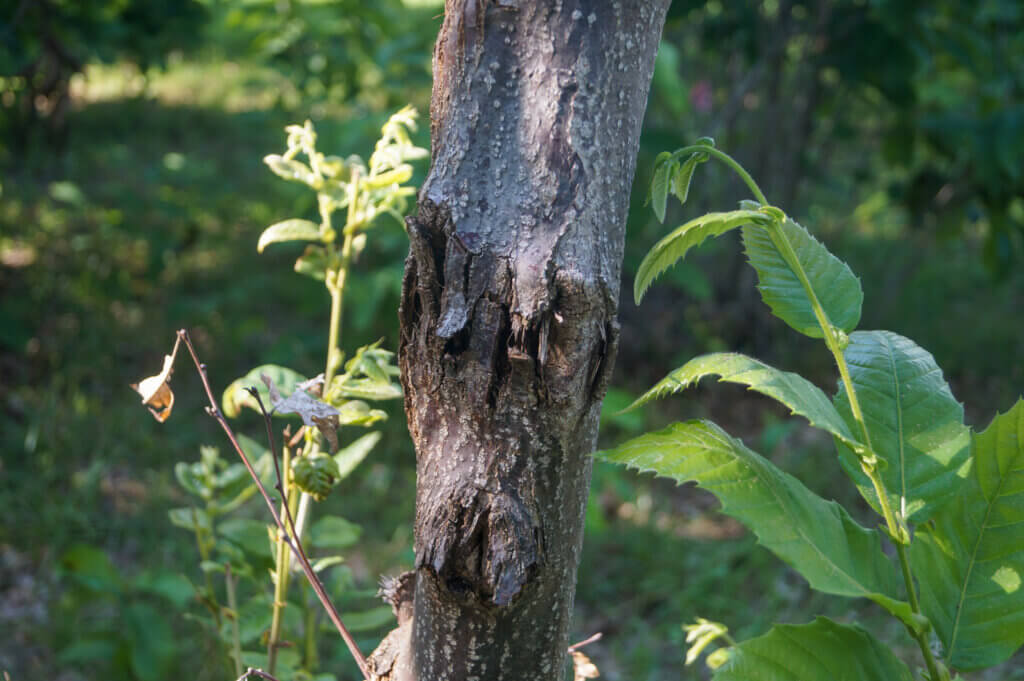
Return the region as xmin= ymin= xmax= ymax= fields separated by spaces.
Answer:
xmin=417 ymin=487 xmax=540 ymax=606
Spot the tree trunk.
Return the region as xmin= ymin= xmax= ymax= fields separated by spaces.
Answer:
xmin=369 ymin=2 xmax=669 ymax=679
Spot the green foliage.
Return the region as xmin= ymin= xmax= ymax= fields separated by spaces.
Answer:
xmin=600 ymin=141 xmax=1024 ymax=679
xmin=912 ymin=401 xmax=1024 ymax=671
xmin=834 ymin=331 xmax=972 ymax=524
xmin=634 ymin=209 xmax=768 ymax=304
xmin=629 ymin=352 xmax=857 ymax=449
xmin=0 ymin=0 xmax=207 ymax=149
xmin=160 ymin=108 xmax=425 ymax=678
xmin=741 ymin=216 xmax=864 ymax=339
xmin=714 ymin=617 xmax=914 ymax=681
xmin=599 ymin=420 xmax=912 ymax=623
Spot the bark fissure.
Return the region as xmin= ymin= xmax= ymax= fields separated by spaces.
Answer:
xmin=371 ymin=2 xmax=669 ymax=679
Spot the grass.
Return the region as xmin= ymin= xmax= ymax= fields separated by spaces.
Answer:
xmin=2 ymin=56 xmax=1022 ymax=681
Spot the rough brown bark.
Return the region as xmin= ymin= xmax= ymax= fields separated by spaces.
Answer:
xmin=369 ymin=2 xmax=669 ymax=679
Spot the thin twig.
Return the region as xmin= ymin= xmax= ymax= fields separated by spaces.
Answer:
xmin=248 ymin=389 xmax=369 ymax=679
xmin=176 ymin=329 xmax=370 ymax=680
xmin=567 ymin=632 xmax=603 ymax=653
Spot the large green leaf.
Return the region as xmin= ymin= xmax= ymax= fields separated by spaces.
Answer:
xmin=742 ymin=218 xmax=863 ymax=337
xmin=714 ymin=617 xmax=913 ymax=681
xmin=596 ymin=421 xmax=907 ymax=614
xmin=635 ymin=210 xmax=767 ymax=304
xmin=834 ymin=331 xmax=971 ymax=523
xmin=911 ymin=400 xmax=1024 ymax=671
xmin=630 ymin=352 xmax=859 ymax=448
xmin=222 ymin=364 xmax=306 ymax=418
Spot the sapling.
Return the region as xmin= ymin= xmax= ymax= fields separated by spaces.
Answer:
xmin=133 ymin=107 xmax=426 ymax=680
xmin=598 ymin=139 xmax=1023 ymax=681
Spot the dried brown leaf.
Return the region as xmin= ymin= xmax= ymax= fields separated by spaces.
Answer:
xmin=572 ymin=651 xmax=600 ymax=680
xmin=131 ymin=354 xmax=175 ymax=422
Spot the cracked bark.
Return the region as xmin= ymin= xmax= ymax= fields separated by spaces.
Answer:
xmin=368 ymin=2 xmax=669 ymax=679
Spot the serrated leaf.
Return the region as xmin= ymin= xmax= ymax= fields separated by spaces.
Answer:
xmin=222 ymin=365 xmax=306 ymax=418
xmin=631 ymin=352 xmax=859 ymax=449
xmin=713 ymin=617 xmax=913 ymax=681
xmin=257 ymin=219 xmax=322 ymax=253
xmin=742 ymin=218 xmax=863 ymax=338
xmin=671 ymin=153 xmax=702 ymax=207
xmin=651 ymin=157 xmax=672 ymax=223
xmin=911 ymin=400 xmax=1024 ymax=671
xmin=597 ymin=421 xmax=907 ymax=615
xmin=834 ymin=331 xmax=971 ymax=523
xmin=335 ymin=431 xmax=381 ymax=479
xmin=635 ymin=210 xmax=766 ymax=304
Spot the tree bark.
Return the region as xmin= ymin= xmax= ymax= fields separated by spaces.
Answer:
xmin=370 ymin=2 xmax=669 ymax=679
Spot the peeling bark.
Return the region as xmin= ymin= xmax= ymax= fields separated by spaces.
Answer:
xmin=369 ymin=2 xmax=669 ymax=679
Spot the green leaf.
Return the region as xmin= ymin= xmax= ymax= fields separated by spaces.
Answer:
xmin=671 ymin=152 xmax=704 ymax=207
xmin=59 ymin=544 xmax=123 ymax=594
xmin=742 ymin=218 xmax=863 ymax=338
xmin=651 ymin=156 xmax=673 ymax=223
xmin=294 ymin=244 xmax=329 ymax=281
xmin=263 ymin=154 xmax=318 ymax=186
xmin=217 ymin=518 xmax=273 ymax=559
xmin=631 ymin=352 xmax=859 ymax=448
xmin=174 ymin=461 xmax=207 ymax=498
xmin=713 ymin=617 xmax=913 ymax=681
xmin=911 ymin=400 xmax=1024 ymax=671
xmin=635 ymin=210 xmax=767 ymax=304
xmin=596 ymin=421 xmax=906 ymax=613
xmin=335 ymin=606 xmax=394 ymax=632
xmin=125 ymin=603 xmax=177 ymax=681
xmin=222 ymin=364 xmax=306 ymax=418
xmin=335 ymin=431 xmax=381 ymax=479
xmin=834 ymin=331 xmax=971 ymax=523
xmin=310 ymin=515 xmax=362 ymax=549
xmin=168 ymin=506 xmax=211 ymax=533
xmin=337 ymin=400 xmax=388 ymax=426
xmin=257 ymin=218 xmax=322 ymax=253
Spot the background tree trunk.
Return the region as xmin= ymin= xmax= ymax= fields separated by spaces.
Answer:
xmin=370 ymin=2 xmax=669 ymax=679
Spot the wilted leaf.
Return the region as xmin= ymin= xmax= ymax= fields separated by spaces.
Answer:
xmin=262 ymin=373 xmax=341 ymax=448
xmin=572 ymin=651 xmax=600 ymax=680
xmin=131 ymin=354 xmax=175 ymax=422
xmin=222 ymin=364 xmax=306 ymax=418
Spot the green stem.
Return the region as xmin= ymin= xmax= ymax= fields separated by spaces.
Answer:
xmin=762 ymin=219 xmax=904 ymax=539
xmin=192 ymin=508 xmax=221 ymax=626
xmin=672 ymin=145 xmax=769 ymax=205
xmin=757 ymin=202 xmax=946 ymax=681
xmin=225 ymin=564 xmax=243 ymax=678
xmin=267 ymin=441 xmax=295 ymax=674
xmin=324 ymin=169 xmax=359 ymax=387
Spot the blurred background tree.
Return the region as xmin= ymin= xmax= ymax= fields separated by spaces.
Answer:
xmin=1 ymin=1 xmax=1021 ymax=680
